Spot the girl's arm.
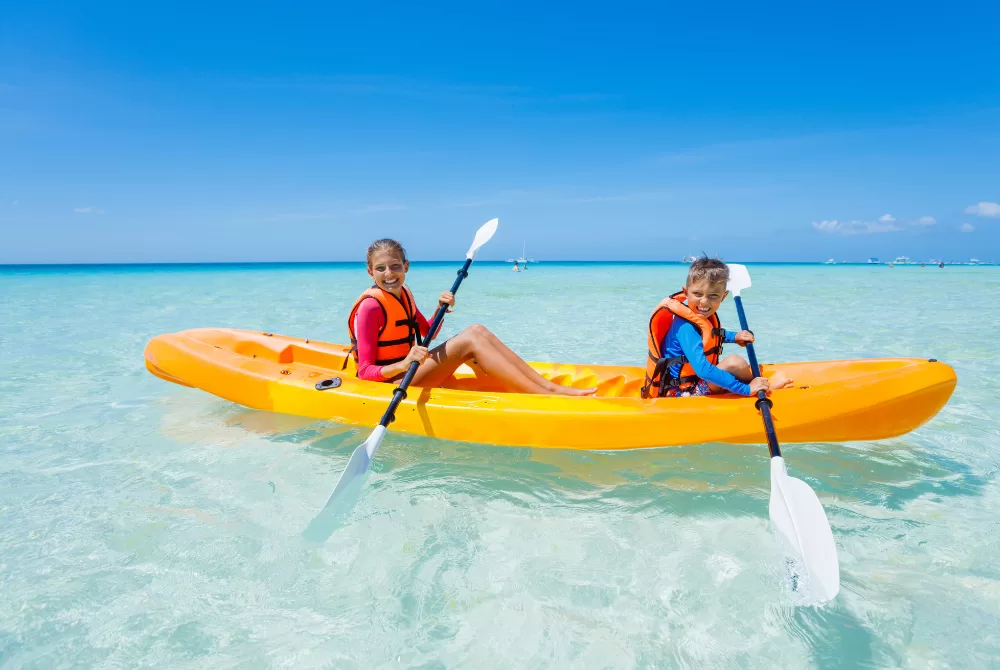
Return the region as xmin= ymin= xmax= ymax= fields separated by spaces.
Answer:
xmin=354 ymin=300 xmax=389 ymax=382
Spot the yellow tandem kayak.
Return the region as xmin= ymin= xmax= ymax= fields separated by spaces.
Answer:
xmin=144 ymin=328 xmax=957 ymax=450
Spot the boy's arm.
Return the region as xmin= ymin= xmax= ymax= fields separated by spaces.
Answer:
xmin=676 ymin=323 xmax=752 ymax=395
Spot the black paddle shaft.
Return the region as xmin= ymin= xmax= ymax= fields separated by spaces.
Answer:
xmin=733 ymin=295 xmax=782 ymax=458
xmin=377 ymin=257 xmax=474 ymax=428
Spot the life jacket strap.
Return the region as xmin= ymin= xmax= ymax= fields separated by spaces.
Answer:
xmin=395 ymin=317 xmax=421 ymax=346
xmin=642 ymin=354 xmax=688 ymax=398
xmin=342 ymin=342 xmax=357 ymax=371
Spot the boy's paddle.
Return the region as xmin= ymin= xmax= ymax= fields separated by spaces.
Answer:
xmin=726 ymin=263 xmax=840 ymax=603
xmin=303 ymin=218 xmax=499 ymax=540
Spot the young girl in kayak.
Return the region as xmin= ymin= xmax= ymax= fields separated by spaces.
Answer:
xmin=348 ymin=239 xmax=595 ymax=396
xmin=642 ymin=257 xmax=793 ymax=398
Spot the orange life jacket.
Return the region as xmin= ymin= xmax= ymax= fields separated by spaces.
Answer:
xmin=345 ymin=285 xmax=421 ymax=372
xmin=641 ymin=288 xmax=725 ymax=398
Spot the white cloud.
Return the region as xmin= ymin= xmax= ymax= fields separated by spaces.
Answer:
xmin=812 ymin=218 xmax=903 ymax=235
xmin=813 ymin=212 xmax=940 ymax=235
xmin=73 ymin=206 xmax=104 ymax=214
xmin=964 ymin=202 xmax=1000 ymax=217
xmin=960 ymin=223 xmax=975 ymax=233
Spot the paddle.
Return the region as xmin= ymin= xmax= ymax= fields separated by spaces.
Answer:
xmin=303 ymin=217 xmax=499 ymax=540
xmin=726 ymin=263 xmax=840 ymax=603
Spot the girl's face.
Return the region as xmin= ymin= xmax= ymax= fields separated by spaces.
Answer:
xmin=368 ymin=249 xmax=408 ymax=295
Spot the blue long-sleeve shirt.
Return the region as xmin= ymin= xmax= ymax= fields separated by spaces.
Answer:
xmin=660 ymin=318 xmax=752 ymax=396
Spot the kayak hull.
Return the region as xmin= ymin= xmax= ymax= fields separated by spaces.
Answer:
xmin=144 ymin=328 xmax=957 ymax=450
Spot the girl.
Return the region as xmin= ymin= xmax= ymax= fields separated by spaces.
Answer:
xmin=347 ymin=239 xmax=595 ymax=396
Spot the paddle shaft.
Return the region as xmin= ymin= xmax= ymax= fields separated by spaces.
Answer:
xmin=376 ymin=257 xmax=474 ymax=428
xmin=733 ymin=295 xmax=782 ymax=458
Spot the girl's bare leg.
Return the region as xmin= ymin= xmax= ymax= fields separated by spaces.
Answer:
xmin=412 ymin=325 xmax=593 ymax=395
xmin=476 ymin=326 xmax=596 ymax=395
xmin=412 ymin=328 xmax=551 ymax=393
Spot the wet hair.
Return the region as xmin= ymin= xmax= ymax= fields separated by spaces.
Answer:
xmin=366 ymin=238 xmax=407 ymax=267
xmin=687 ymin=256 xmax=729 ymax=286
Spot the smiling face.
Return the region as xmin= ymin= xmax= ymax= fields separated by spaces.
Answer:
xmin=685 ymin=278 xmax=728 ymax=319
xmin=367 ymin=248 xmax=408 ymax=296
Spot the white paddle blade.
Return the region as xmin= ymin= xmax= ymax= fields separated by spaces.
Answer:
xmin=769 ymin=457 xmax=841 ymax=603
xmin=727 ymin=263 xmax=752 ymax=297
xmin=301 ymin=426 xmax=387 ymax=542
xmin=466 ymin=218 xmax=499 ymax=259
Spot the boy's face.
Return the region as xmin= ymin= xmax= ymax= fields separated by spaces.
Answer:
xmin=686 ymin=278 xmax=728 ymax=319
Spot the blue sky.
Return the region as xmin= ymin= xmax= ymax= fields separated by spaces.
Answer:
xmin=1 ymin=0 xmax=998 ymax=263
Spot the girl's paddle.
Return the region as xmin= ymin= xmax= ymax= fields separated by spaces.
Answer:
xmin=303 ymin=218 xmax=499 ymax=540
xmin=726 ymin=263 xmax=840 ymax=603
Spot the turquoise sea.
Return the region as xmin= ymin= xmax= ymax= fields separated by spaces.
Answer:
xmin=2 ymin=261 xmax=999 ymax=668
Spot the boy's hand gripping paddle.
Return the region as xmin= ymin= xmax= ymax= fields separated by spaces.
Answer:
xmin=726 ymin=263 xmax=840 ymax=604
xmin=303 ymin=218 xmax=499 ymax=541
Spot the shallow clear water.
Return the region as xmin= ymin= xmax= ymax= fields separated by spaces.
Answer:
xmin=1 ymin=262 xmax=998 ymax=668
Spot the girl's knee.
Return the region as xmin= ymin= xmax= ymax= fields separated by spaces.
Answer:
xmin=467 ymin=323 xmax=490 ymax=339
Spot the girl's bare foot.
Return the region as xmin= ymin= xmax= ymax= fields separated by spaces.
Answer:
xmin=556 ymin=386 xmax=598 ymax=396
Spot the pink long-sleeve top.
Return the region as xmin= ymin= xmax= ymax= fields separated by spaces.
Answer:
xmin=354 ymin=297 xmax=435 ymax=382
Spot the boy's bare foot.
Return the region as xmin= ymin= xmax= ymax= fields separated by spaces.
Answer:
xmin=768 ymin=371 xmax=795 ymax=390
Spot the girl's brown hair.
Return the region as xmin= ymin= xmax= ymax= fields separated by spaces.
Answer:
xmin=366 ymin=238 xmax=407 ymax=267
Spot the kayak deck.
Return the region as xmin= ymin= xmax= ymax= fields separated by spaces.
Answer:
xmin=145 ymin=328 xmax=957 ymax=450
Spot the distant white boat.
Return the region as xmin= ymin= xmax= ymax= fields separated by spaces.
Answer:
xmin=682 ymin=255 xmax=697 ymax=263
xmin=516 ymin=241 xmax=529 ymax=264
xmin=824 ymin=258 xmax=836 ymax=264
xmin=867 ymin=257 xmax=880 ymax=264
xmin=970 ymin=257 xmax=981 ymax=265
xmin=894 ymin=256 xmax=915 ymax=265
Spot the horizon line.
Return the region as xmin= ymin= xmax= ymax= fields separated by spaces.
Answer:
xmin=2 ymin=259 xmax=995 ymax=269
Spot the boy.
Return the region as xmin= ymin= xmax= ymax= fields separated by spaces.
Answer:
xmin=642 ymin=258 xmax=792 ymax=398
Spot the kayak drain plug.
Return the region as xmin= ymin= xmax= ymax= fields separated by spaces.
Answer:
xmin=315 ymin=378 xmax=342 ymax=390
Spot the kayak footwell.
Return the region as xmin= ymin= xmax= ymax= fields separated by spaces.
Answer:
xmin=143 ymin=328 xmax=957 ymax=450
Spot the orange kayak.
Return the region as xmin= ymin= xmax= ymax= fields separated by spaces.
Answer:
xmin=144 ymin=328 xmax=957 ymax=450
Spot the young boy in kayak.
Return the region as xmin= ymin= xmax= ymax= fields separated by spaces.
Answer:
xmin=642 ymin=257 xmax=793 ymax=398
xmin=347 ymin=239 xmax=595 ymax=396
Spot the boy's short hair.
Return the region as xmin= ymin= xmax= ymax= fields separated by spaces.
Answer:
xmin=687 ymin=257 xmax=729 ymax=286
